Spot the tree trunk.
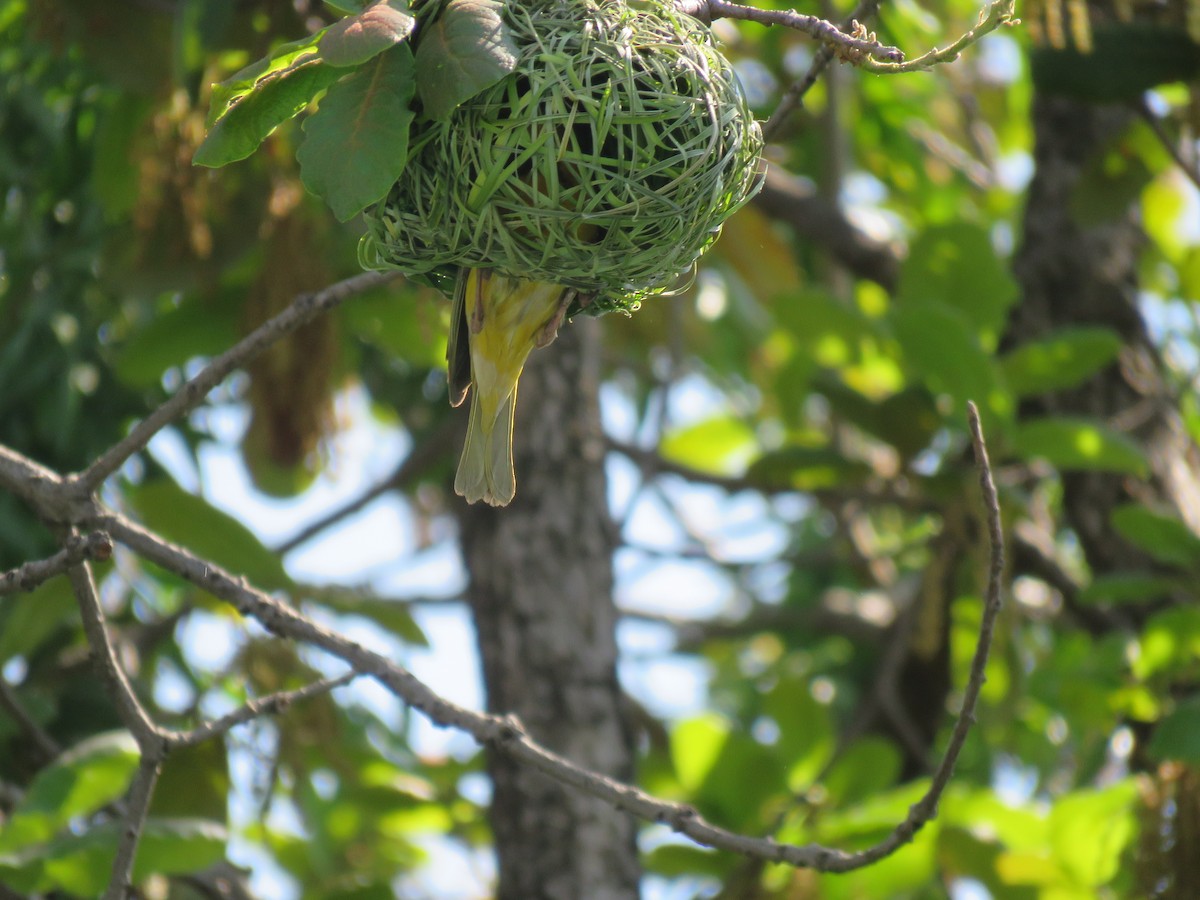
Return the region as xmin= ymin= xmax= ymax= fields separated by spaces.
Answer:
xmin=1010 ymin=92 xmax=1200 ymax=896
xmin=456 ymin=319 xmax=640 ymax=900
xmin=1010 ymin=95 xmax=1200 ymax=577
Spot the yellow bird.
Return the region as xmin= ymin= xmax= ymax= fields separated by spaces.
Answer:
xmin=446 ymin=268 xmax=575 ymax=506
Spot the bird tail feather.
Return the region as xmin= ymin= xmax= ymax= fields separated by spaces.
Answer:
xmin=455 ymin=386 xmax=517 ymax=507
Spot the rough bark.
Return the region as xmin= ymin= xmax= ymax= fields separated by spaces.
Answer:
xmin=1010 ymin=90 xmax=1200 ymax=900
xmin=456 ymin=320 xmax=639 ymax=900
xmin=1010 ymin=96 xmax=1200 ymax=575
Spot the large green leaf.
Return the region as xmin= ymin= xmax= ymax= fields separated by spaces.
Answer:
xmin=1010 ymin=418 xmax=1147 ymax=477
xmin=113 ymin=297 xmax=239 ymax=388
xmin=298 ymin=44 xmax=416 ymax=221
xmin=414 ymin=0 xmax=518 ymax=120
xmin=1000 ymin=327 xmax=1122 ymax=398
xmin=0 ymin=573 xmax=78 ymax=663
xmin=1048 ymin=781 xmax=1137 ymax=888
xmin=897 ymin=224 xmax=1018 ymax=343
xmin=890 ymin=298 xmax=1008 ymax=423
xmin=1110 ymin=504 xmax=1200 ymax=569
xmin=1147 ymin=695 xmax=1200 ymax=765
xmin=746 ymin=446 xmax=871 ymax=491
xmin=1078 ymin=572 xmax=1182 ymax=606
xmin=194 ymin=30 xmax=342 ymax=166
xmin=319 ymin=0 xmax=415 ymax=67
xmin=4 ymin=817 xmax=227 ymax=897
xmin=660 ymin=416 xmax=756 ymax=476
xmin=128 ymin=479 xmax=293 ymax=591
xmin=206 ymin=31 xmax=327 ymax=126
xmin=0 ymin=732 xmax=138 ymax=853
xmin=194 ymin=59 xmax=344 ymax=167
xmin=307 ymin=588 xmax=429 ymax=646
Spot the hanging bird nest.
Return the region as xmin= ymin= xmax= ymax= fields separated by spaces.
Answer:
xmin=359 ymin=0 xmax=763 ymax=315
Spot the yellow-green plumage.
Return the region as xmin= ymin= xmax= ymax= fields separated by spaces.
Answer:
xmin=448 ymin=268 xmax=569 ymax=506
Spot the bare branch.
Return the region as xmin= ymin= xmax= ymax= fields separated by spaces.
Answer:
xmin=66 ymin=549 xmax=164 ymax=747
xmin=78 ymin=271 xmax=399 ymax=492
xmin=752 ymin=166 xmax=900 ymax=290
xmin=1136 ymin=100 xmax=1200 ymax=193
xmin=93 ymin=459 xmax=1003 ymax=871
xmin=764 ymin=0 xmax=1018 ymax=139
xmin=104 ymin=755 xmax=164 ymax=900
xmin=0 ymin=677 xmax=61 ymax=762
xmin=764 ymin=0 xmax=884 ymax=140
xmin=274 ymin=415 xmax=458 ymax=555
xmin=172 ymin=672 xmax=358 ymax=749
xmin=860 ymin=0 xmax=1018 ymax=73
xmin=679 ymin=0 xmax=902 ymax=63
xmin=0 ymin=531 xmax=112 ymax=596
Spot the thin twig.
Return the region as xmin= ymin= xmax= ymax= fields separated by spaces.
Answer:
xmin=860 ymin=0 xmax=1018 ymax=73
xmin=174 ymin=672 xmax=358 ymax=749
xmin=764 ymin=0 xmax=1018 ymax=139
xmin=66 ymin=551 xmax=164 ymax=746
xmin=1136 ymin=100 xmax=1200 ymax=193
xmin=679 ymin=0 xmax=903 ymax=63
xmin=77 ymin=271 xmax=399 ymax=491
xmin=0 ymin=677 xmax=61 ymax=762
xmin=274 ymin=415 xmax=458 ymax=555
xmin=96 ymin=468 xmax=1004 ymax=871
xmin=764 ymin=0 xmax=885 ymax=140
xmin=104 ymin=754 xmax=164 ymax=900
xmin=0 ymin=531 xmax=112 ymax=596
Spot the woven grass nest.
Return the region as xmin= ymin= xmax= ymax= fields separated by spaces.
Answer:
xmin=360 ymin=0 xmax=763 ymax=314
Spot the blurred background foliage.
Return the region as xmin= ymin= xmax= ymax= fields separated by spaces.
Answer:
xmin=2 ymin=0 xmax=1200 ymax=896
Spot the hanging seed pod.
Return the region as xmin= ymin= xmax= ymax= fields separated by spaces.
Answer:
xmin=360 ymin=0 xmax=763 ymax=314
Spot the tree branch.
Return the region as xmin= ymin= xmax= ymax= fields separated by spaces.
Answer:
xmin=0 ymin=677 xmax=61 ymax=762
xmin=77 ymin=271 xmax=399 ymax=492
xmin=87 ymin=400 xmax=1005 ymax=874
xmin=752 ymin=166 xmax=900 ymax=290
xmin=274 ymin=415 xmax=458 ymax=555
xmin=0 ymin=530 xmax=112 ymax=596
xmin=173 ymin=672 xmax=358 ymax=750
xmin=104 ymin=754 xmax=164 ymax=900
xmin=678 ymin=0 xmax=903 ymax=63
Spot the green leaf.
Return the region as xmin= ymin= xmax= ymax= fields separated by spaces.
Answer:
xmin=1078 ymin=572 xmax=1181 ymax=606
xmin=746 ymin=446 xmax=871 ymax=491
xmin=194 ymin=59 xmax=344 ymax=167
xmin=0 ymin=732 xmax=138 ymax=852
xmin=325 ymin=0 xmax=370 ymax=13
xmin=819 ymin=737 xmax=902 ymax=808
xmin=1111 ymin=504 xmax=1200 ymax=569
xmin=342 ymin=286 xmax=447 ymax=368
xmin=414 ymin=0 xmax=518 ymax=120
xmin=671 ymin=714 xmax=729 ymax=793
xmin=890 ymin=299 xmax=1009 ymax=424
xmin=132 ymin=818 xmax=228 ymax=880
xmin=0 ymin=574 xmax=77 ymax=663
xmin=1009 ymin=417 xmax=1148 ymax=477
xmin=1000 ymin=327 xmax=1122 ymax=398
xmin=113 ymin=297 xmax=239 ymax=388
xmin=127 ymin=479 xmax=293 ymax=592
xmin=307 ymin=588 xmax=429 ymax=646
xmin=898 ymin=224 xmax=1018 ymax=342
xmin=1032 ymin=24 xmax=1200 ymax=103
xmin=298 ymin=45 xmax=417 ymax=221
xmin=150 ymin=740 xmax=231 ymax=821
xmin=1147 ymin=695 xmax=1200 ymax=765
xmin=7 ymin=817 xmax=227 ymax=897
xmin=207 ymin=31 xmax=327 ymax=126
xmin=660 ymin=416 xmax=756 ymax=476
xmin=319 ymin=1 xmax=416 ymax=67
xmin=1048 ymin=780 xmax=1138 ymax=887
